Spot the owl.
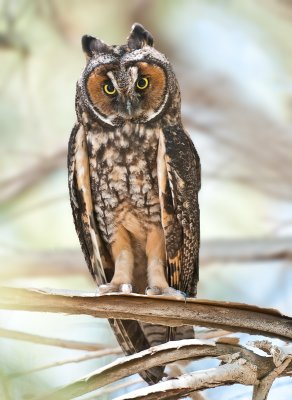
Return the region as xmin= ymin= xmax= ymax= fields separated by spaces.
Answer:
xmin=68 ymin=23 xmax=200 ymax=384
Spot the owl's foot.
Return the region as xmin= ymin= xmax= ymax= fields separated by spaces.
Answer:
xmin=162 ymin=287 xmax=186 ymax=299
xmin=145 ymin=286 xmax=185 ymax=299
xmin=98 ymin=283 xmax=132 ymax=294
xmin=145 ymin=286 xmax=162 ymax=296
xmin=119 ymin=283 xmax=133 ymax=294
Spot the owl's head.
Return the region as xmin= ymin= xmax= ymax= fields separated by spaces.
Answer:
xmin=78 ymin=23 xmax=180 ymax=126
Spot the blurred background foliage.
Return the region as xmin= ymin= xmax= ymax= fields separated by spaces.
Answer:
xmin=0 ymin=0 xmax=291 ymax=399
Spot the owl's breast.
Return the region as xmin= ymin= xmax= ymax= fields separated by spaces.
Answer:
xmin=88 ymin=125 xmax=162 ymax=242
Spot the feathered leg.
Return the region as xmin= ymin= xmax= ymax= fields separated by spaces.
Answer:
xmin=99 ymin=225 xmax=134 ymax=294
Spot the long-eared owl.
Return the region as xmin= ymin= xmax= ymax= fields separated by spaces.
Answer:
xmin=68 ymin=23 xmax=200 ymax=384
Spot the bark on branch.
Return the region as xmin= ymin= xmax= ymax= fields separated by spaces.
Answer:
xmin=1 ymin=287 xmax=291 ymax=399
xmin=36 ymin=339 xmax=291 ymax=400
xmin=115 ymin=360 xmax=259 ymax=400
xmin=0 ymin=287 xmax=291 ymax=341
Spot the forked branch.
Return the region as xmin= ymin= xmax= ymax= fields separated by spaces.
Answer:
xmin=37 ymin=339 xmax=291 ymax=400
xmin=0 ymin=287 xmax=291 ymax=399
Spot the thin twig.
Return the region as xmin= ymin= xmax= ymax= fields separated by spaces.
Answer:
xmin=11 ymin=347 xmax=122 ymax=378
xmin=82 ymin=378 xmax=143 ymax=399
xmin=0 ymin=194 xmax=68 ymax=224
xmin=0 ymin=327 xmax=107 ymax=352
xmin=0 ymin=147 xmax=66 ymax=204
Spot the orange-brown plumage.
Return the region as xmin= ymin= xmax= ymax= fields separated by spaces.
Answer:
xmin=86 ymin=65 xmax=117 ymax=116
xmin=136 ymin=62 xmax=166 ymax=111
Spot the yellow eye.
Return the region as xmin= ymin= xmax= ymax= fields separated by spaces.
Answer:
xmin=104 ymin=82 xmax=116 ymax=95
xmin=136 ymin=77 xmax=149 ymax=90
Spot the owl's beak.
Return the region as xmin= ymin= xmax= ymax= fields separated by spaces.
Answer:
xmin=119 ymin=87 xmax=138 ymax=117
xmin=121 ymin=93 xmax=137 ymax=116
xmin=126 ymin=99 xmax=133 ymax=115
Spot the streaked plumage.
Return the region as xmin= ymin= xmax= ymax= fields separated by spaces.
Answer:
xmin=68 ymin=23 xmax=200 ymax=384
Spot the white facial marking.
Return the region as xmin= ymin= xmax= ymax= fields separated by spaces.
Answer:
xmin=145 ymin=92 xmax=169 ymax=122
xmin=106 ymin=71 xmax=119 ymax=91
xmin=126 ymin=99 xmax=132 ymax=114
xmin=128 ymin=66 xmax=138 ymax=90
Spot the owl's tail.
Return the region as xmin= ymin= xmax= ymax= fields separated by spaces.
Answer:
xmin=109 ymin=318 xmax=194 ymax=385
xmin=109 ymin=319 xmax=165 ymax=384
xmin=141 ymin=323 xmax=194 ymax=346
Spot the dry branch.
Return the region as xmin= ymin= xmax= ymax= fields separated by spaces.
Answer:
xmin=0 ymin=147 xmax=66 ymax=204
xmin=36 ymin=339 xmax=291 ymax=400
xmin=12 ymin=347 xmax=122 ymax=377
xmin=114 ymin=360 xmax=259 ymax=400
xmin=0 ymin=327 xmax=108 ymax=351
xmin=0 ymin=287 xmax=291 ymax=341
xmin=0 ymin=250 xmax=84 ymax=279
xmin=84 ymin=378 xmax=143 ymax=400
xmin=196 ymin=329 xmax=231 ymax=340
xmin=251 ymin=341 xmax=292 ymax=400
xmin=201 ymin=237 xmax=292 ymax=264
xmin=1 ymin=287 xmax=291 ymax=399
xmin=2 ymin=236 xmax=292 ymax=280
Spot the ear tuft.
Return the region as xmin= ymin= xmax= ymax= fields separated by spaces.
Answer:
xmin=82 ymin=35 xmax=109 ymax=58
xmin=127 ymin=23 xmax=154 ymax=50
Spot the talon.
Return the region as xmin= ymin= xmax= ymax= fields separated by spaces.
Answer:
xmin=162 ymin=287 xmax=186 ymax=299
xmin=119 ymin=283 xmax=132 ymax=294
xmin=98 ymin=283 xmax=133 ymax=294
xmin=145 ymin=286 xmax=162 ymax=295
xmin=98 ymin=283 xmax=119 ymax=294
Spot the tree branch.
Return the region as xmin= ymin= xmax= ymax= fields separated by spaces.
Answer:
xmin=35 ymin=339 xmax=291 ymax=400
xmin=0 ymin=287 xmax=291 ymax=341
xmin=2 ymin=236 xmax=292 ymax=280
xmin=0 ymin=327 xmax=108 ymax=351
xmin=11 ymin=347 xmax=122 ymax=378
xmin=1 ymin=287 xmax=290 ymax=399
xmin=0 ymin=147 xmax=66 ymax=204
xmin=114 ymin=359 xmax=259 ymax=400
xmin=196 ymin=329 xmax=231 ymax=340
xmin=84 ymin=377 xmax=143 ymax=400
xmin=252 ymin=341 xmax=292 ymax=400
xmin=201 ymin=237 xmax=292 ymax=264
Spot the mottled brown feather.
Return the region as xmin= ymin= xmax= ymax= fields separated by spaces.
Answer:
xmin=68 ymin=123 xmax=165 ymax=384
xmin=158 ymin=126 xmax=200 ymax=296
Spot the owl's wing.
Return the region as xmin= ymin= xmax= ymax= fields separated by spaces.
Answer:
xmin=158 ymin=125 xmax=200 ymax=297
xmin=68 ymin=123 xmax=111 ymax=284
xmin=68 ymin=123 xmax=164 ymax=384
